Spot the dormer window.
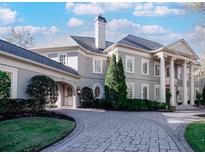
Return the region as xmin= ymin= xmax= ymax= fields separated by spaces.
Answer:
xmin=59 ymin=54 xmax=66 ymax=65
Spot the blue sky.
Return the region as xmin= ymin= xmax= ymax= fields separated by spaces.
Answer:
xmin=0 ymin=2 xmax=203 ymax=52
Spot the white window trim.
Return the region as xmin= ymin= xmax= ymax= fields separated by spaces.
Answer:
xmin=93 ymin=58 xmax=103 ymax=74
xmin=154 ymin=62 xmax=160 ymax=77
xmin=125 ymin=55 xmax=135 ymax=74
xmin=126 ymin=82 xmax=135 ymax=99
xmin=154 ymin=85 xmax=160 ymax=101
xmin=58 ymin=54 xmax=67 ymax=65
xmin=92 ymin=83 xmax=104 ymax=99
xmin=141 ymin=58 xmax=149 ymax=75
xmin=141 ymin=83 xmax=149 ymax=100
xmin=0 ymin=64 xmax=17 ymax=98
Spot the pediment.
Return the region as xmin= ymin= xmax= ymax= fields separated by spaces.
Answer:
xmin=164 ymin=40 xmax=196 ymax=57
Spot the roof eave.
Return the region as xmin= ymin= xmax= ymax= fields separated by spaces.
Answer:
xmin=0 ymin=50 xmax=80 ymax=79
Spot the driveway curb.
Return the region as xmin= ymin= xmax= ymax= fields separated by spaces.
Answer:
xmin=42 ymin=109 xmax=85 ymax=152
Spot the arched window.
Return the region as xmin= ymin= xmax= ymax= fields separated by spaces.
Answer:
xmin=94 ymin=87 xmax=100 ymax=97
xmin=92 ymin=83 xmax=104 ymax=99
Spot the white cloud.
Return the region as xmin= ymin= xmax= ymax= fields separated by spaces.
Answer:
xmin=107 ymin=19 xmax=140 ymax=30
xmin=0 ymin=25 xmax=59 ymax=36
xmin=80 ymin=18 xmax=169 ymax=43
xmin=65 ymin=2 xmax=133 ymax=15
xmin=0 ymin=7 xmax=17 ymax=25
xmin=49 ymin=26 xmax=59 ymax=33
xmin=107 ymin=19 xmax=168 ymax=35
xmin=67 ymin=18 xmax=84 ymax=27
xmin=141 ymin=25 xmax=169 ymax=34
xmin=66 ymin=3 xmax=103 ymax=15
xmin=133 ymin=3 xmax=185 ymax=16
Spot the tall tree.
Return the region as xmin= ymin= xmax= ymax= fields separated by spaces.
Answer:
xmin=104 ymin=54 xmax=127 ymax=109
xmin=116 ymin=56 xmax=127 ymax=108
xmin=7 ymin=28 xmax=33 ymax=48
xmin=105 ymin=54 xmax=118 ymax=105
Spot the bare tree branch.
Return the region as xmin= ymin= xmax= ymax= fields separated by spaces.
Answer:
xmin=6 ymin=28 xmax=34 ymax=49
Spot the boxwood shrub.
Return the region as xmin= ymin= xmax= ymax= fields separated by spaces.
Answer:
xmin=0 ymin=98 xmax=37 ymax=119
xmin=91 ymin=98 xmax=174 ymax=112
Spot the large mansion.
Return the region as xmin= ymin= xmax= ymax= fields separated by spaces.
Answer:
xmin=0 ymin=15 xmax=202 ymax=108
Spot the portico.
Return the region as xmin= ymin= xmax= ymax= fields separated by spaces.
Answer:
xmin=153 ymin=39 xmax=199 ymax=106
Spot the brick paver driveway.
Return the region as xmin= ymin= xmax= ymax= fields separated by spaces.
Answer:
xmin=43 ymin=108 xmax=204 ymax=152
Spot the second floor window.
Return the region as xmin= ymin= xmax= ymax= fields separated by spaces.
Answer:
xmin=141 ymin=59 xmax=149 ymax=75
xmin=59 ymin=55 xmax=66 ymax=65
xmin=93 ymin=59 xmax=102 ymax=73
xmin=126 ymin=56 xmax=134 ymax=73
xmin=154 ymin=63 xmax=160 ymax=76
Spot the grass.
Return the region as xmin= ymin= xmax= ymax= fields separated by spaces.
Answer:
xmin=0 ymin=117 xmax=75 ymax=152
xmin=185 ymin=120 xmax=205 ymax=152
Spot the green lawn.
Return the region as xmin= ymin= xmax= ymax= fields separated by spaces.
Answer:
xmin=0 ymin=117 xmax=75 ymax=152
xmin=185 ymin=120 xmax=205 ymax=152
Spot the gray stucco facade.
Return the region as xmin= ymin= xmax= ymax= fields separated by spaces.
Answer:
xmin=1 ymin=14 xmax=202 ymax=108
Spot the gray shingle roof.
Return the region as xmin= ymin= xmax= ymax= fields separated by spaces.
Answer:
xmin=0 ymin=39 xmax=79 ymax=76
xmin=117 ymin=34 xmax=163 ymax=51
xmin=71 ymin=35 xmax=113 ymax=54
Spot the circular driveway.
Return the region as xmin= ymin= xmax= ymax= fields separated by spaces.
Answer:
xmin=43 ymin=109 xmax=202 ymax=152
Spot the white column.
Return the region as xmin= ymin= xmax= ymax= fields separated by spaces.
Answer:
xmin=190 ymin=64 xmax=195 ymax=105
xmin=170 ymin=57 xmax=175 ymax=106
xmin=160 ymin=54 xmax=166 ymax=103
xmin=183 ymin=61 xmax=188 ymax=106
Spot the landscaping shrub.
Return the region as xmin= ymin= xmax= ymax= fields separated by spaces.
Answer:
xmin=90 ymin=98 xmax=174 ymax=112
xmin=26 ymin=75 xmax=58 ymax=111
xmin=0 ymin=71 xmax=11 ymax=98
xmin=93 ymin=99 xmax=112 ymax=109
xmin=80 ymin=87 xmax=94 ymax=107
xmin=125 ymin=99 xmax=162 ymax=111
xmin=166 ymin=90 xmax=172 ymax=103
xmin=0 ymin=98 xmax=36 ymax=119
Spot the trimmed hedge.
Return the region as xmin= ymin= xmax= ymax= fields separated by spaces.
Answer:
xmin=125 ymin=99 xmax=173 ymax=111
xmin=0 ymin=98 xmax=37 ymax=119
xmin=90 ymin=98 xmax=175 ymax=112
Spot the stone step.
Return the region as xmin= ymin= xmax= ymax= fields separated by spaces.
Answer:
xmin=176 ymin=105 xmax=200 ymax=111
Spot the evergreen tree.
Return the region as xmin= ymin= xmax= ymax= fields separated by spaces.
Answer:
xmin=104 ymin=54 xmax=127 ymax=109
xmin=105 ymin=54 xmax=118 ymax=104
xmin=116 ymin=56 xmax=127 ymax=108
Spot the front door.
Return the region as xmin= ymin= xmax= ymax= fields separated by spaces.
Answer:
xmin=64 ymin=86 xmax=73 ymax=107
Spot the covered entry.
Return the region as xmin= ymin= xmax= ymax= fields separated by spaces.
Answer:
xmin=63 ymin=84 xmax=73 ymax=107
xmin=56 ymin=81 xmax=79 ymax=108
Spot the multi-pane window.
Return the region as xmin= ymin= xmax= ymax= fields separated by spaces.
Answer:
xmin=126 ymin=56 xmax=134 ymax=73
xmin=59 ymin=54 xmax=66 ymax=65
xmin=141 ymin=84 xmax=149 ymax=100
xmin=93 ymin=59 xmax=102 ymax=73
xmin=127 ymin=83 xmax=134 ymax=99
xmin=154 ymin=63 xmax=160 ymax=76
xmin=177 ymin=67 xmax=182 ymax=79
xmin=141 ymin=59 xmax=149 ymax=75
xmin=155 ymin=85 xmax=160 ymax=101
xmin=166 ymin=67 xmax=170 ymax=77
